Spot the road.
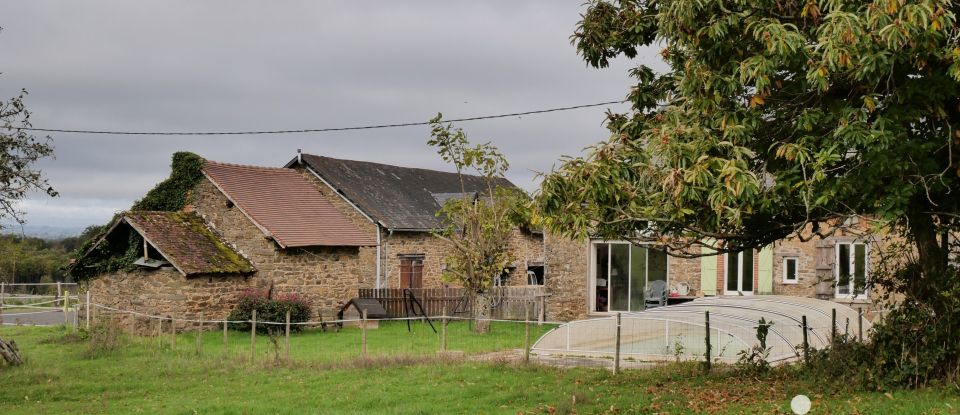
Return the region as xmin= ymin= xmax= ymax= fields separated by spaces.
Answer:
xmin=0 ymin=309 xmax=78 ymax=326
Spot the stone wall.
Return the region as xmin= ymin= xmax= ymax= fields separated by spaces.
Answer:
xmin=543 ymin=233 xmax=590 ymax=321
xmin=190 ymin=177 xmax=375 ymax=317
xmin=381 ymin=231 xmax=452 ymax=289
xmin=84 ymin=268 xmax=254 ymax=332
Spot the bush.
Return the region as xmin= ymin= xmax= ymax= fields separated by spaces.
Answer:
xmin=227 ymin=290 xmax=311 ymax=333
xmin=804 ymin=302 xmax=960 ymax=389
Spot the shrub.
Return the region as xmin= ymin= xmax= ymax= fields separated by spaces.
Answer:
xmin=81 ymin=321 xmax=123 ymax=359
xmin=227 ymin=289 xmax=311 ymax=333
xmin=803 ymin=300 xmax=960 ymax=389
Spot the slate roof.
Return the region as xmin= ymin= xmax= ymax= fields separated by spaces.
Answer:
xmin=120 ymin=211 xmax=255 ymax=276
xmin=203 ymin=161 xmax=376 ymax=247
xmin=294 ymin=154 xmax=516 ymax=231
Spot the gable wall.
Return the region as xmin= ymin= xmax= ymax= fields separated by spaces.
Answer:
xmin=190 ymin=177 xmax=375 ymax=317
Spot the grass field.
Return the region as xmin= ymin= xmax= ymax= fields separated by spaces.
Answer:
xmin=1 ymin=323 xmax=958 ymax=414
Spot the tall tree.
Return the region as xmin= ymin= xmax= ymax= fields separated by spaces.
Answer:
xmin=535 ymin=1 xmax=960 ymax=310
xmin=1 ymin=82 xmax=57 ymax=226
xmin=428 ymin=114 xmax=525 ymax=333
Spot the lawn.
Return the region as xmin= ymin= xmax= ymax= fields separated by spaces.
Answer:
xmin=1 ymin=323 xmax=958 ymax=414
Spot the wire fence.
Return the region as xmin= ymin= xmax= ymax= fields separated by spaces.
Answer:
xmin=0 ymin=286 xmax=877 ymax=372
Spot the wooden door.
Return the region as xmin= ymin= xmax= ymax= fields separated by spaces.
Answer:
xmin=399 ymin=256 xmax=424 ymax=289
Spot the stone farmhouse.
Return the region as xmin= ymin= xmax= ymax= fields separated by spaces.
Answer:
xmin=542 ymin=220 xmax=884 ymax=321
xmin=76 ymin=153 xmax=544 ymax=327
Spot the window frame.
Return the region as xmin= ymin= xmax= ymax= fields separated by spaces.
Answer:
xmin=834 ymin=242 xmax=869 ymax=299
xmin=782 ymin=257 xmax=799 ymax=284
xmin=723 ymin=250 xmax=755 ymax=295
xmin=588 ymin=240 xmax=669 ymax=314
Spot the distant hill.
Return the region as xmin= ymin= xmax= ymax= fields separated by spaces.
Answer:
xmin=0 ymin=224 xmax=86 ymax=240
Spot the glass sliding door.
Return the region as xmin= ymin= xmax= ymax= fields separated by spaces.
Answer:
xmin=591 ymin=242 xmax=669 ymax=312
xmin=608 ymin=244 xmax=630 ymax=311
xmin=629 ymin=244 xmax=647 ymax=312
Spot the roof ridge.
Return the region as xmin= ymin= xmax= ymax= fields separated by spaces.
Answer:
xmin=204 ymin=159 xmax=296 ymax=173
xmin=301 ymin=153 xmax=491 ymax=180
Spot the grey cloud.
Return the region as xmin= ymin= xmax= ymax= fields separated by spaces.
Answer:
xmin=0 ymin=1 xmax=663 ymax=229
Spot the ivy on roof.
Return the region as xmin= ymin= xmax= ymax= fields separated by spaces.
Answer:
xmin=67 ymin=152 xmax=213 ymax=280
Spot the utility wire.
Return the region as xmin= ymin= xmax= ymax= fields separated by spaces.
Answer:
xmin=7 ymin=99 xmax=627 ymax=136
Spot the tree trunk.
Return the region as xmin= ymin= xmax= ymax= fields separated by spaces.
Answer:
xmin=473 ymin=292 xmax=491 ymax=333
xmin=0 ymin=337 xmax=23 ymax=366
xmin=906 ymin=209 xmax=951 ymax=310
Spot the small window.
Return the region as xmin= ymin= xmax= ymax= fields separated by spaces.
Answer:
xmin=783 ymin=257 xmax=799 ymax=284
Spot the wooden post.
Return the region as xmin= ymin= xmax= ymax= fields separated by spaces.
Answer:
xmin=85 ymin=291 xmax=91 ymax=330
xmin=284 ymin=310 xmax=291 ymax=362
xmin=858 ymin=308 xmax=864 ymax=341
xmin=537 ymin=296 xmax=545 ymax=326
xmin=441 ymin=304 xmax=448 ymax=353
xmin=63 ymin=290 xmax=70 ymax=326
xmin=250 ymin=309 xmax=257 ymax=363
xmin=802 ymin=315 xmax=809 ymax=365
xmin=524 ymin=304 xmax=531 ymax=364
xmin=613 ymin=313 xmax=621 ymax=375
xmin=156 ymin=318 xmax=162 ymax=349
xmin=831 ymin=308 xmax=837 ymax=344
xmin=704 ymin=310 xmax=711 ymax=372
xmin=196 ymin=315 xmax=203 ymax=356
xmin=223 ymin=320 xmax=228 ymax=355
xmin=0 ymin=282 xmax=5 ymax=325
xmin=170 ymin=315 xmax=177 ymax=349
xmin=56 ymin=282 xmax=62 ymax=307
xmin=361 ymin=309 xmax=368 ymax=358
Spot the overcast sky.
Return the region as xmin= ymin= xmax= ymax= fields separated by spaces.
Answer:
xmin=0 ymin=1 xmax=663 ymax=231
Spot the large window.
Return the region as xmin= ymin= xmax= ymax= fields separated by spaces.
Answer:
xmin=725 ymin=250 xmax=754 ymax=294
xmin=399 ymin=255 xmax=424 ymax=289
xmin=592 ymin=242 xmax=667 ymax=312
xmin=836 ymin=243 xmax=868 ymax=298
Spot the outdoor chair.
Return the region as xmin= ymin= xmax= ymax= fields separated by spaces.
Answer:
xmin=644 ymin=280 xmax=667 ymax=309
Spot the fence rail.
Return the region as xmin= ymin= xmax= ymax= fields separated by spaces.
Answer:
xmin=358 ymin=286 xmax=547 ymax=321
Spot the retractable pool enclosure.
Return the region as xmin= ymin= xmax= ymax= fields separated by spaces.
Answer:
xmin=531 ymin=296 xmax=869 ymax=364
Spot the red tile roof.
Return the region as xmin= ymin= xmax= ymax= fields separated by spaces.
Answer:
xmin=202 ymin=161 xmax=375 ymax=248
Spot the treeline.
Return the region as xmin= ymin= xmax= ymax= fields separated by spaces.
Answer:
xmin=0 ymin=225 xmax=102 ymax=287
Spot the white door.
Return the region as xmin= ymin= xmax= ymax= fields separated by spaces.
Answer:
xmin=724 ymin=250 xmax=754 ymax=295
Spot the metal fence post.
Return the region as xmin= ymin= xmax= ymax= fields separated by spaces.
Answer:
xmin=831 ymin=308 xmax=837 ymax=345
xmin=704 ymin=310 xmax=711 ymax=372
xmin=802 ymin=315 xmax=809 ymax=366
xmin=613 ymin=313 xmax=621 ymax=375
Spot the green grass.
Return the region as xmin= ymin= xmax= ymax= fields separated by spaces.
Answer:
xmin=1 ymin=324 xmax=958 ymax=414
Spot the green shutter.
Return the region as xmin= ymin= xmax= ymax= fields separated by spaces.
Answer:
xmin=700 ymin=245 xmax=718 ymax=296
xmin=758 ymin=245 xmax=774 ymax=294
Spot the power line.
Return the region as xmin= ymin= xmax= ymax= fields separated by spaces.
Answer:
xmin=7 ymin=100 xmax=627 ymax=136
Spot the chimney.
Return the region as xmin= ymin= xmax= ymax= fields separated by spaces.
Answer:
xmin=297 ymin=148 xmax=302 ymax=164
